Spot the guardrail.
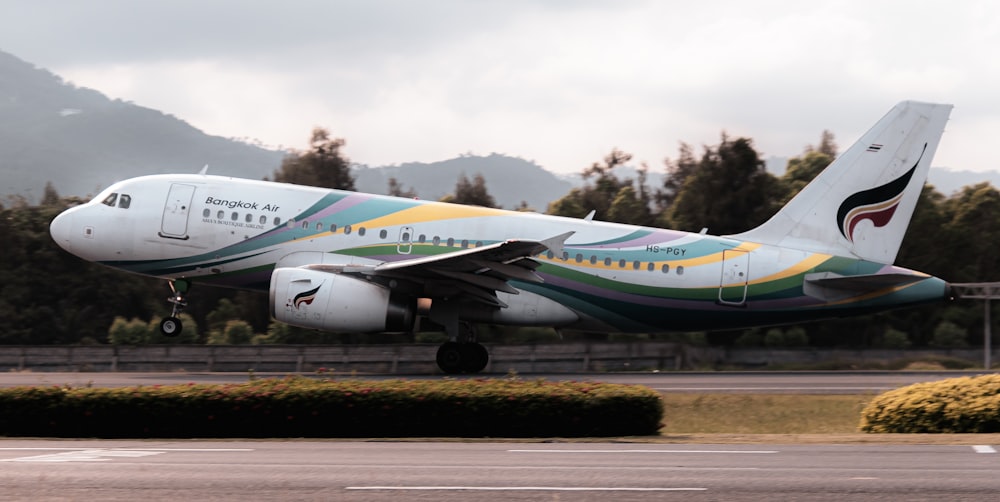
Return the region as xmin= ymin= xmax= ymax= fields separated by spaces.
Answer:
xmin=0 ymin=342 xmax=688 ymax=374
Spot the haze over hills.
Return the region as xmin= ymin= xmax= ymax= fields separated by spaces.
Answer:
xmin=0 ymin=50 xmax=285 ymax=200
xmin=1 ymin=50 xmax=995 ymax=209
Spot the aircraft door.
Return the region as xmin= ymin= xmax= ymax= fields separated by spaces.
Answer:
xmin=718 ymin=249 xmax=749 ymax=305
xmin=160 ymin=183 xmax=196 ymax=240
xmin=397 ymin=226 xmax=414 ymax=254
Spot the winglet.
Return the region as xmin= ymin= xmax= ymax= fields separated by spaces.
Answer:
xmin=583 ymin=210 xmax=596 ymax=222
xmin=540 ymin=231 xmax=574 ymax=257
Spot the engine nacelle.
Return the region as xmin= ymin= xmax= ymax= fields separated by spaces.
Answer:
xmin=270 ymin=268 xmax=415 ymax=333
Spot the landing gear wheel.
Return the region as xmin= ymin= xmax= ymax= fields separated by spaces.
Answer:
xmin=162 ymin=279 xmax=190 ymax=337
xmin=160 ymin=316 xmax=183 ymax=337
xmin=436 ymin=342 xmax=464 ymax=374
xmin=460 ymin=343 xmax=489 ymax=373
xmin=436 ymin=342 xmax=490 ymax=374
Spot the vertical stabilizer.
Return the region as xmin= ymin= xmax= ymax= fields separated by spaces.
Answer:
xmin=729 ymin=101 xmax=952 ymax=264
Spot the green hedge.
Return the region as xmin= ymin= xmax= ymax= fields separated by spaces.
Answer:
xmin=859 ymin=374 xmax=1000 ymax=433
xmin=0 ymin=377 xmax=663 ymax=438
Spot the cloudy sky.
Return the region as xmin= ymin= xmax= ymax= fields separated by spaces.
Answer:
xmin=2 ymin=0 xmax=998 ymax=174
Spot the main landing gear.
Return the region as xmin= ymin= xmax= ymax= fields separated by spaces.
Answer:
xmin=435 ymin=322 xmax=489 ymax=374
xmin=160 ymin=279 xmax=190 ymax=337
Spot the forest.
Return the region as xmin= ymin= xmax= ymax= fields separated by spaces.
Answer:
xmin=3 ymin=128 xmax=998 ymax=349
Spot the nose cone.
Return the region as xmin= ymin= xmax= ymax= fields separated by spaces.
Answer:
xmin=49 ymin=208 xmax=77 ymax=255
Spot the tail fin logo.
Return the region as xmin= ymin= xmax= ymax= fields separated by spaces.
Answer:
xmin=836 ymin=143 xmax=927 ymax=242
xmin=292 ymin=283 xmax=322 ymax=309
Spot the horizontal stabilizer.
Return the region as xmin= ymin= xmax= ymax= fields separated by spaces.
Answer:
xmin=803 ymin=272 xmax=925 ymax=301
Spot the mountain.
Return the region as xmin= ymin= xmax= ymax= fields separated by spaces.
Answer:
xmin=0 ymin=50 xmax=284 ymax=200
xmin=2 ymin=49 xmax=996 ymax=209
xmin=353 ymin=154 xmax=572 ymax=209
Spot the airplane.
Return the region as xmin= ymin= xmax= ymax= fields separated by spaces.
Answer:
xmin=49 ymin=101 xmax=953 ymax=374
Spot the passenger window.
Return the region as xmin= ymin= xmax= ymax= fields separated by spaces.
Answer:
xmin=604 ymin=257 xmax=612 ymax=266
xmin=575 ymin=254 xmax=583 ymax=263
xmin=217 ymin=210 xmax=225 ymax=219
xmin=102 ymin=193 xmax=118 ymax=207
xmin=316 ymin=222 xmax=324 ymax=231
xmin=647 ymin=262 xmax=655 ymax=272
xmin=203 ymin=209 xmax=211 ymax=218
xmin=418 ymin=234 xmax=427 ymax=243
xmin=475 ymin=241 xmax=483 ymax=248
xmin=677 ymin=266 xmax=685 ymax=275
xmin=661 ymin=264 xmax=670 ymax=273
xmin=380 ymin=229 xmax=388 ymax=239
xmin=461 ymin=239 xmax=468 ymax=248
xmin=589 ymin=256 xmax=597 ymax=265
xmin=618 ymin=259 xmax=626 ymax=268
xmin=359 ymin=227 xmax=366 ymax=236
xmin=231 ymin=212 xmax=239 ymax=221
xmin=433 ymin=236 xmax=441 ymax=246
xmin=446 ymin=237 xmax=455 ymax=247
xmin=118 ymin=194 xmax=131 ymax=209
xmin=330 ymin=224 xmax=338 ymax=232
xmin=546 ymin=251 xmax=554 ymax=259
xmin=632 ymin=261 xmax=641 ymax=270
xmin=286 ymin=218 xmax=295 ymax=228
xmin=274 ymin=217 xmax=281 ymax=226
xmin=260 ymin=215 xmax=267 ymax=224
xmin=245 ymin=213 xmax=253 ymax=223
xmin=345 ymin=225 xmax=352 ymax=235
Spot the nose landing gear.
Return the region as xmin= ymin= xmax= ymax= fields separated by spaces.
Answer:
xmin=160 ymin=279 xmax=190 ymax=337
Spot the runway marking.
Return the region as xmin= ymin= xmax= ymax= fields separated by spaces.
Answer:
xmin=3 ymin=449 xmax=165 ymax=462
xmin=972 ymin=445 xmax=996 ymax=453
xmin=652 ymin=386 xmax=889 ymax=392
xmin=509 ymin=449 xmax=778 ymax=454
xmin=347 ymin=486 xmax=707 ymax=492
xmin=0 ymin=448 xmax=253 ymax=463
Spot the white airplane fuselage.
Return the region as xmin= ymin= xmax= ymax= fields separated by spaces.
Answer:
xmin=48 ymin=101 xmax=955 ymax=372
xmin=49 ymin=172 xmax=948 ymax=334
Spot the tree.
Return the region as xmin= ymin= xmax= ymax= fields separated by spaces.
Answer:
xmin=272 ymin=128 xmax=355 ymax=190
xmin=662 ymin=134 xmax=783 ymax=234
xmin=657 ymin=142 xmax=699 ymax=211
xmin=548 ymin=148 xmax=652 ymax=225
xmin=439 ymin=173 xmax=497 ymax=208
xmin=781 ymin=131 xmax=838 ymax=199
xmin=40 ymin=182 xmax=60 ymax=206
xmin=942 ymin=183 xmax=1000 ymax=282
xmin=387 ymin=177 xmax=417 ymax=198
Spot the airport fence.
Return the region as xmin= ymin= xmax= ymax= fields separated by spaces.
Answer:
xmin=0 ymin=343 xmax=992 ymax=373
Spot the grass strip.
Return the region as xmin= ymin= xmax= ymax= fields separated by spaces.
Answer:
xmin=659 ymin=393 xmax=875 ymax=434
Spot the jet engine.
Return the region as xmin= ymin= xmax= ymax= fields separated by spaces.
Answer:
xmin=270 ymin=268 xmax=415 ymax=333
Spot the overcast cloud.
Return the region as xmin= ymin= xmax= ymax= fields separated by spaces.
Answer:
xmin=2 ymin=0 xmax=998 ymax=174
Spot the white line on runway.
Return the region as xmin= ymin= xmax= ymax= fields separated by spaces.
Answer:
xmin=0 ymin=448 xmax=254 ymax=462
xmin=347 ymin=486 xmax=707 ymax=492
xmin=973 ymin=445 xmax=997 ymax=453
xmin=509 ymin=449 xmax=778 ymax=454
xmin=653 ymin=387 xmax=888 ymax=391
xmin=0 ymin=448 xmax=253 ymax=451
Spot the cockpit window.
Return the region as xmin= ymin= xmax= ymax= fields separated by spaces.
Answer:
xmin=102 ymin=193 xmax=118 ymax=207
xmin=118 ymin=194 xmax=131 ymax=209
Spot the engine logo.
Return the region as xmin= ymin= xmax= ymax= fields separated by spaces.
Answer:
xmin=292 ymin=283 xmax=322 ymax=309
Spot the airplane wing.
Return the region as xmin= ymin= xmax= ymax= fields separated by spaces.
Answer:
xmin=304 ymin=231 xmax=574 ymax=308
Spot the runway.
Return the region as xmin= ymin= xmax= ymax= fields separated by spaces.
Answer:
xmin=2 ymin=372 xmax=999 ymax=500
xmin=0 ymin=370 xmax=992 ymax=394
xmin=1 ymin=440 xmax=998 ymax=501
